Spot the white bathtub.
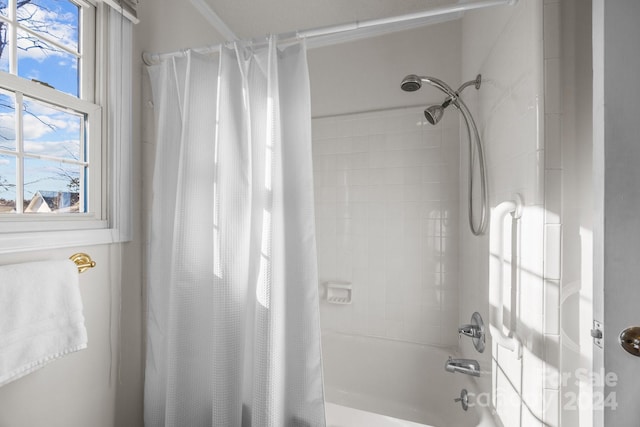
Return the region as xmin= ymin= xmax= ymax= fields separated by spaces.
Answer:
xmin=322 ymin=333 xmax=499 ymax=427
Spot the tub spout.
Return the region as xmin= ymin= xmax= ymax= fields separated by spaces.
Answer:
xmin=445 ymin=356 xmax=481 ymax=377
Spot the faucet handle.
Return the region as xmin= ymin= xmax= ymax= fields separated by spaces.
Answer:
xmin=458 ymin=312 xmax=486 ymax=353
xmin=454 ymin=389 xmax=469 ymax=411
xmin=458 ymin=324 xmax=479 ymax=338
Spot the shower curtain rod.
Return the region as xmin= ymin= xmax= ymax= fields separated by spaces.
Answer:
xmin=142 ymin=0 xmax=517 ymax=65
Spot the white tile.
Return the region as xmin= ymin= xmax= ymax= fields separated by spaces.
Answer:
xmin=390 ymin=131 xmax=423 ymax=151
xmin=495 ymin=345 xmax=522 ymax=395
xmin=312 ymin=118 xmax=334 ymax=140
xmin=351 ymin=135 xmax=369 ymax=152
xmin=385 ymin=320 xmax=404 ymax=340
xmin=520 ymin=206 xmax=545 ymax=278
xmin=368 ymin=134 xmax=387 ymax=152
xmin=423 ymin=183 xmax=442 ymax=201
xmin=421 ymin=201 xmax=442 ymax=219
xmin=528 ymin=150 xmax=546 ymax=207
xmin=312 ymin=154 xmax=337 ymax=173
xmin=520 ymin=268 xmax=545 ymax=335
xmin=544 ymin=334 xmax=561 ymax=389
xmin=522 ymin=346 xmax=544 ymax=419
xmin=495 ymin=365 xmax=522 ymax=427
xmin=439 ymin=308 xmax=459 ymax=346
xmin=543 ymin=389 xmax=560 ymax=427
xmin=402 ymin=185 xmax=422 ymax=202
xmin=350 ymin=185 xmax=372 ymax=203
xmin=544 ymin=224 xmax=562 ymax=280
xmin=333 ymin=118 xmax=354 ymax=138
xmin=422 ymin=165 xmax=441 ymax=183
xmin=334 ymin=138 xmax=353 ymax=154
xmin=544 ymin=113 xmax=562 ymax=169
xmin=314 ymin=202 xmax=336 ymax=219
xmin=522 ymin=406 xmax=544 ymax=427
xmin=350 ymin=169 xmax=371 ymax=185
xmin=350 ymin=152 xmax=370 ymax=169
xmin=316 ymin=186 xmax=337 ymax=203
xmin=385 ymin=303 xmax=405 ymax=322
xmin=370 ymin=150 xmax=402 ymax=168
xmin=382 ymin=185 xmax=404 ymax=203
xmin=385 ymin=202 xmax=404 ymax=220
xmin=544 ymin=58 xmax=562 ymax=114
xmin=368 ymin=315 xmax=387 ymax=337
xmin=383 ymin=168 xmax=404 ymax=185
xmin=421 ymin=286 xmax=441 ymax=308
xmin=422 ymin=129 xmax=442 ymax=147
xmin=404 ymin=202 xmax=421 ymax=219
xmin=403 ymin=167 xmax=423 ymax=184
xmin=368 ymin=168 xmax=386 ymax=185
xmin=544 ymin=280 xmax=560 ymax=335
xmin=545 ymin=169 xmax=562 ymax=224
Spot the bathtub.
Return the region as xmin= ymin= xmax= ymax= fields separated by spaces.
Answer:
xmin=322 ymin=333 xmax=499 ymax=427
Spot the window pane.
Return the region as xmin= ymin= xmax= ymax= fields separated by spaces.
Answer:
xmin=17 ymin=29 xmax=79 ymax=97
xmin=0 ymin=2 xmax=7 ymax=17
xmin=0 ymin=154 xmax=16 ymax=213
xmin=24 ymin=157 xmax=82 ymax=213
xmin=0 ymin=25 xmax=9 ymax=73
xmin=0 ymin=91 xmax=15 ymax=151
xmin=23 ymin=97 xmax=82 ymax=161
xmin=17 ymin=0 xmax=79 ymax=53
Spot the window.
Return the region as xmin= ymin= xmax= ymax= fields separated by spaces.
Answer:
xmin=0 ymin=0 xmax=112 ymax=247
xmin=0 ymin=0 xmax=134 ymax=252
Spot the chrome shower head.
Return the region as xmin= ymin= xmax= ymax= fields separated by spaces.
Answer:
xmin=401 ymin=74 xmax=422 ymax=92
xmin=424 ymin=104 xmax=444 ymax=125
xmin=400 ymin=72 xmax=488 ymax=235
xmin=424 ymin=98 xmax=453 ymax=125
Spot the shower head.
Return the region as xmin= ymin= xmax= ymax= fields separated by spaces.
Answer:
xmin=424 ymin=98 xmax=453 ymax=125
xmin=401 ymin=74 xmax=482 ymax=99
xmin=400 ymin=74 xmax=458 ymax=98
xmin=424 ymin=104 xmax=444 ymax=125
xmin=400 ymin=72 xmax=488 ymax=235
xmin=401 ymin=74 xmax=422 ymax=92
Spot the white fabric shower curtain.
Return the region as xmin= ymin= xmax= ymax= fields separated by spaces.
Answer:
xmin=144 ymin=38 xmax=326 ymax=427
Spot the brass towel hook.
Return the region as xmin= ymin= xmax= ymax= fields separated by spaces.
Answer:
xmin=69 ymin=253 xmax=96 ymax=273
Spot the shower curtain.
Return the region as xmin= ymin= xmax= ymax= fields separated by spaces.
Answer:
xmin=144 ymin=38 xmax=326 ymax=427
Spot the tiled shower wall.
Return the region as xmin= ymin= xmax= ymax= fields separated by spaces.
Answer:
xmin=460 ymin=1 xmax=563 ymax=426
xmin=312 ymin=108 xmax=460 ymax=347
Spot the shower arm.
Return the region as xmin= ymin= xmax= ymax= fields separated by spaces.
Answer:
xmin=455 ymin=75 xmax=482 ymax=95
xmin=422 ymin=75 xmax=482 ymax=107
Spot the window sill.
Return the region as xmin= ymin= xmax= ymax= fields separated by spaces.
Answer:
xmin=0 ymin=227 xmax=121 ymax=254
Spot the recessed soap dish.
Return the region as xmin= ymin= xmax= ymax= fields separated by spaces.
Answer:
xmin=325 ymin=281 xmax=352 ymax=304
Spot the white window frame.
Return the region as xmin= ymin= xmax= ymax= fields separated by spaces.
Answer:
xmin=0 ymin=0 xmax=122 ymax=253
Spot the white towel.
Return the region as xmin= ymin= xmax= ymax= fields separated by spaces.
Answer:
xmin=0 ymin=260 xmax=88 ymax=386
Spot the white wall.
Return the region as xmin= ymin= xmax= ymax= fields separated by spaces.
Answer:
xmin=0 ymin=245 xmax=120 ymax=427
xmin=460 ymin=2 xmax=552 ymax=426
xmin=309 ymin=23 xmax=463 ymax=348
xmin=0 ymin=5 xmax=151 ymax=427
